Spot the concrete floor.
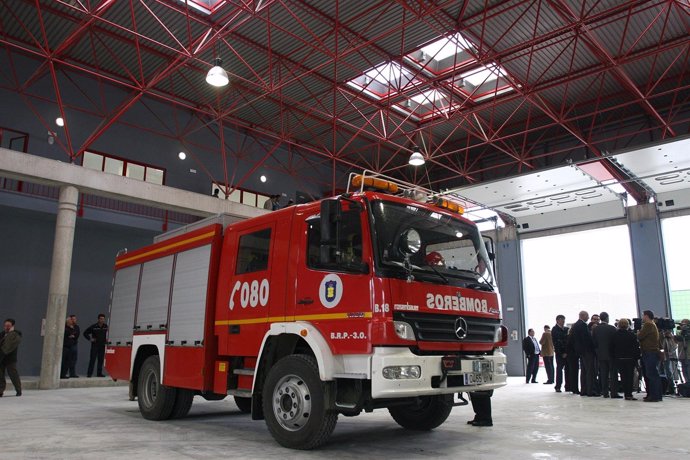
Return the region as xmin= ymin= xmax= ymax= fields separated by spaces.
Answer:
xmin=1 ymin=375 xmax=688 ymax=459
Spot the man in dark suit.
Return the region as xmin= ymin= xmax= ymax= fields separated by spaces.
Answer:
xmin=572 ymin=310 xmax=597 ymax=396
xmin=592 ymin=311 xmax=619 ymax=398
xmin=522 ymin=328 xmax=540 ymax=383
xmin=552 ymin=314 xmax=569 ymax=393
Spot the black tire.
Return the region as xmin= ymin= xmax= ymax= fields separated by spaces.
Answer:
xmin=262 ymin=354 xmax=338 ymax=450
xmin=137 ymin=355 xmax=177 ymax=420
xmin=388 ymin=394 xmax=453 ymax=430
xmin=234 ymin=396 xmax=252 ymax=413
xmin=169 ymin=389 xmax=194 ymax=419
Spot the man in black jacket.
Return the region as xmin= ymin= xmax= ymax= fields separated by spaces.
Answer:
xmin=522 ymin=329 xmax=540 ymax=383
xmin=0 ymin=318 xmax=22 ymax=397
xmin=552 ymin=314 xmax=569 ymax=393
xmin=61 ymin=314 xmax=80 ymax=379
xmin=572 ymin=310 xmax=597 ymax=396
xmin=83 ymin=314 xmax=108 ymax=378
xmin=592 ymin=312 xmax=618 ymax=398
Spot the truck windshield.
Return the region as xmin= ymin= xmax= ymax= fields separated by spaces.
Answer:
xmin=370 ymin=200 xmax=495 ymax=288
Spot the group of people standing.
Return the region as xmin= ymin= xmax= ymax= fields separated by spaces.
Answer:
xmin=61 ymin=314 xmax=109 ymax=379
xmin=0 ymin=313 xmax=111 ymax=395
xmin=525 ymin=309 xmax=685 ymax=402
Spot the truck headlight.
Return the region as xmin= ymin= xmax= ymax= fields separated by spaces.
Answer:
xmin=382 ymin=366 xmax=421 ymax=380
xmin=394 ymin=321 xmax=415 ymax=340
xmin=495 ymin=362 xmax=506 ymax=374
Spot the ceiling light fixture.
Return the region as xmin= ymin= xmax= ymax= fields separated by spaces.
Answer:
xmin=260 ymin=175 xmax=267 ymax=183
xmin=206 ymin=58 xmax=229 ymax=87
xmin=56 ymin=117 xmax=64 ymax=127
xmin=408 ymin=146 xmax=425 ymax=166
xmin=178 ymin=151 xmax=187 ymax=160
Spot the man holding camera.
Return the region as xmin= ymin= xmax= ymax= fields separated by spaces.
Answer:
xmin=637 ymin=310 xmax=663 ymax=402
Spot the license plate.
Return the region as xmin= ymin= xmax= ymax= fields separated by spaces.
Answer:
xmin=464 ymin=372 xmax=493 ymax=385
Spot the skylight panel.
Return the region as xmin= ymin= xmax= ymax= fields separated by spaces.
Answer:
xmin=347 ymin=62 xmax=417 ymax=100
xmin=410 ymin=89 xmax=445 ymax=105
xmin=365 ymin=62 xmax=404 ymax=85
xmin=461 ymin=63 xmax=506 ymax=87
xmin=420 ymin=33 xmax=474 ymax=61
xmin=172 ymin=0 xmax=227 ymax=15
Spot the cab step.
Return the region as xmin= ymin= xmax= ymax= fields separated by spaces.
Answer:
xmin=233 ymin=368 xmax=255 ymax=376
xmin=227 ymin=389 xmax=252 ymax=398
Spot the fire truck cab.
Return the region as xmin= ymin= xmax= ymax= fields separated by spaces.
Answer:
xmin=105 ymin=172 xmax=508 ymax=449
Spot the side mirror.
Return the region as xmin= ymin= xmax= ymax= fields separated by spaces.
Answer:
xmin=484 ymin=238 xmax=495 ymax=261
xmin=320 ymin=200 xmax=341 ymax=264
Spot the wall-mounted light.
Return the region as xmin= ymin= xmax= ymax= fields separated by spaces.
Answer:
xmin=206 ymin=58 xmax=229 ymax=87
xmin=260 ymin=175 xmax=267 ymax=183
xmin=178 ymin=151 xmax=187 ymax=160
xmin=408 ymin=146 xmax=425 ymax=166
xmin=55 ymin=117 xmax=64 ymax=127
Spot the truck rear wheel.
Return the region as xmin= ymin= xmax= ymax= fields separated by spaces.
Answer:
xmin=137 ymin=355 xmax=177 ymax=420
xmin=262 ymin=354 xmax=337 ymax=450
xmin=169 ymin=389 xmax=194 ymax=419
xmin=388 ymin=394 xmax=453 ymax=430
xmin=234 ymin=396 xmax=252 ymax=413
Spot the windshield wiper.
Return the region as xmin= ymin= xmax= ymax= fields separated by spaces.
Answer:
xmin=424 ymin=263 xmax=449 ymax=285
xmin=382 ymin=259 xmax=448 ymax=284
xmin=448 ymin=268 xmax=495 ymax=291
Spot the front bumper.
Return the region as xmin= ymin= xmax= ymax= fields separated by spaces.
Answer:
xmin=370 ymin=347 xmax=507 ymax=399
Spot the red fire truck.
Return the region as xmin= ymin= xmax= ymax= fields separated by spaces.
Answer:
xmin=105 ymin=172 xmax=508 ymax=449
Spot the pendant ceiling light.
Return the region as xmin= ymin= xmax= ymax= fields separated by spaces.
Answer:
xmin=408 ymin=146 xmax=425 ymax=166
xmin=206 ymin=58 xmax=229 ymax=87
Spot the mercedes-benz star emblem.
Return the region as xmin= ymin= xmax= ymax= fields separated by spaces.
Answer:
xmin=454 ymin=317 xmax=468 ymax=339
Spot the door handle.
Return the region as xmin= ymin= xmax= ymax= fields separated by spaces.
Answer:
xmin=297 ymin=297 xmax=314 ymax=305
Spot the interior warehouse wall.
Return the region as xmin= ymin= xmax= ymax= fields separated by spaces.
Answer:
xmin=0 ymin=204 xmax=157 ymax=376
xmin=0 ymin=52 xmax=339 ymax=201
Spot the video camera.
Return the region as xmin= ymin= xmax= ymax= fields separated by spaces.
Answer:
xmin=656 ymin=318 xmax=676 ymax=331
xmin=632 ymin=318 xmax=642 ymax=332
xmin=631 ymin=317 xmax=675 ymax=332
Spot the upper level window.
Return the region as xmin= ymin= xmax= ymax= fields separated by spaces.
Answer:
xmin=236 ymin=228 xmax=272 ymax=274
xmin=211 ymin=182 xmax=271 ymax=209
xmin=82 ymin=151 xmax=165 ymax=185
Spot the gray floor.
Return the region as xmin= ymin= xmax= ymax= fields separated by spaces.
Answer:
xmin=1 ymin=375 xmax=688 ymax=459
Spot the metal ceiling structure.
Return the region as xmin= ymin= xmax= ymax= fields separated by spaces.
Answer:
xmin=0 ymin=0 xmax=689 ymax=194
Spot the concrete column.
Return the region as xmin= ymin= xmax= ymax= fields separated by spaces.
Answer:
xmin=39 ymin=185 xmax=79 ymax=389
xmin=496 ymin=224 xmax=526 ymax=376
xmin=627 ymin=203 xmax=671 ymax=318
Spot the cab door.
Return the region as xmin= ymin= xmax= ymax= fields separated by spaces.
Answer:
xmin=219 ymin=215 xmax=289 ymax=356
xmin=291 ymin=202 xmax=373 ymax=354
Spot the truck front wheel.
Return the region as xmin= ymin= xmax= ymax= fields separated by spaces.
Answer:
xmin=388 ymin=394 xmax=453 ymax=430
xmin=137 ymin=355 xmax=177 ymax=420
xmin=262 ymin=354 xmax=338 ymax=449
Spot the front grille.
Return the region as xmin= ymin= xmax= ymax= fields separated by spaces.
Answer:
xmin=394 ymin=311 xmax=499 ymax=343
